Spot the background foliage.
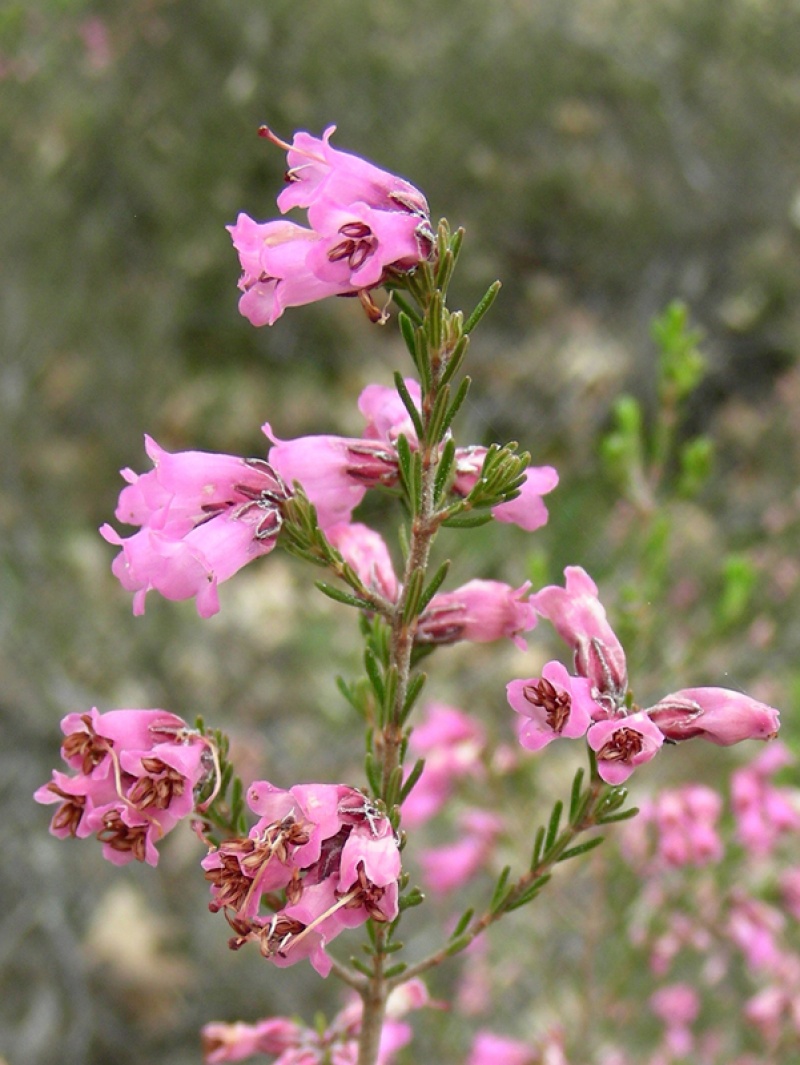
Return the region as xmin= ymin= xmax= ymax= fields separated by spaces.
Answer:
xmin=3 ymin=1 xmax=800 ymax=1062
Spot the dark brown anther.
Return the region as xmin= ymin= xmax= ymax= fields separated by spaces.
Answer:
xmin=523 ymin=678 xmax=572 ymax=734
xmin=259 ymin=915 xmax=305 ymax=959
xmin=128 ymin=760 xmax=187 ymax=810
xmin=62 ymin=714 xmax=110 ymax=775
xmin=597 ymin=727 xmax=644 ymax=764
xmin=338 ymin=863 xmax=390 ymax=921
xmin=327 ymin=238 xmax=356 ymax=262
xmin=338 ymin=222 xmax=372 ymax=239
xmin=96 ymin=812 xmax=148 ymax=862
xmin=285 ymin=870 xmax=304 ymax=906
xmin=357 ymin=289 xmax=387 ymax=324
xmin=348 ymin=241 xmax=371 ymax=271
xmin=46 ymin=783 xmax=86 ymax=837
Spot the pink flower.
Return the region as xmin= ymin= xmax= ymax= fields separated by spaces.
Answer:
xmin=270 ymin=124 xmax=429 ymax=218
xmin=306 ymin=199 xmax=430 ymax=291
xmin=652 ymin=786 xmax=724 ymax=868
xmin=731 ymin=744 xmax=800 ymax=858
xmin=201 ymin=979 xmax=425 ymax=1065
xmin=34 ymin=707 xmax=209 ymax=866
xmin=204 ymin=783 xmax=401 ymax=974
xmin=531 ymin=566 xmax=627 ymax=705
xmin=454 ymin=447 xmax=559 ymax=532
xmin=228 ymin=214 xmax=350 ymax=327
xmin=202 ymin=1018 xmax=301 ymax=1064
xmin=467 ymin=1031 xmax=536 ymax=1065
xmin=646 ymin=687 xmax=780 ymax=746
xmin=230 ymin=126 xmax=433 ymax=326
xmin=325 ymin=522 xmax=399 ymax=601
xmin=403 ymin=703 xmax=486 ymax=827
xmin=650 ymin=984 xmax=700 ymax=1058
xmin=101 ymin=436 xmax=288 ymax=616
xmin=264 ymin=423 xmax=399 ymax=530
xmin=420 ymin=810 xmax=502 ymax=893
xmin=507 ymin=660 xmax=598 ymax=752
xmin=358 ymin=379 xmax=422 ymax=447
xmin=587 ymin=712 xmax=664 ymax=784
xmin=650 ymin=983 xmax=700 ymax=1027
xmin=727 ymin=892 xmax=785 ymax=972
xmin=418 ymin=580 xmax=537 ymax=649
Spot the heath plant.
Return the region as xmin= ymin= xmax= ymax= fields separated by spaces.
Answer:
xmin=36 ymin=126 xmax=783 ymax=1065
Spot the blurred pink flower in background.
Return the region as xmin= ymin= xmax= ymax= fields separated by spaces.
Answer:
xmin=403 ymin=702 xmax=486 ymax=827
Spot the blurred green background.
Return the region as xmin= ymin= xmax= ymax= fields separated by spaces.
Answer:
xmin=3 ymin=1 xmax=800 ymax=1062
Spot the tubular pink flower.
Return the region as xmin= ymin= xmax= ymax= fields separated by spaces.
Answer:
xmin=103 ymin=439 xmax=288 ymax=616
xmin=269 ymin=124 xmax=430 ymax=219
xmin=228 ymin=213 xmax=350 ymax=326
xmin=264 ymin=423 xmax=399 ymax=530
xmin=649 ymin=983 xmax=700 ymax=1027
xmin=325 ymin=522 xmax=399 ymax=601
xmin=587 ymin=712 xmax=664 ymax=784
xmin=418 ymin=579 xmax=537 ymax=649
xmin=731 ymin=744 xmax=800 ymax=858
xmin=358 ymin=378 xmax=422 ymax=447
xmin=420 ymin=810 xmax=503 ymax=894
xmin=231 ymin=127 xmax=432 ymax=325
xmin=645 ymin=687 xmax=780 ymax=746
xmin=201 ymin=981 xmax=423 ymax=1065
xmin=403 ymin=703 xmax=486 ymax=827
xmin=531 ymin=566 xmax=628 ymax=704
xmin=202 ymin=1018 xmax=302 ymax=1064
xmin=339 ymin=816 xmax=401 ymax=890
xmin=205 ymin=783 xmax=401 ymax=974
xmin=467 ymin=1032 xmax=536 ymax=1065
xmin=307 ymin=199 xmax=431 ymax=291
xmin=454 ymin=448 xmax=559 ymax=532
xmin=507 ymin=660 xmax=598 ymax=752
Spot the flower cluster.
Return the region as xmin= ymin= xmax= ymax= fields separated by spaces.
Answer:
xmin=34 ymin=708 xmax=209 ymax=866
xmin=229 ymin=125 xmax=434 ymax=325
xmin=508 ymin=566 xmax=780 ymax=783
xmin=202 ymin=781 xmax=401 ymax=976
xmin=102 ymin=380 xmax=557 ymax=629
xmin=613 ymin=743 xmax=800 ymax=1061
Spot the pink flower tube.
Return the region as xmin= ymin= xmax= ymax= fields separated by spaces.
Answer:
xmin=531 ymin=566 xmax=628 ymax=704
xmin=418 ymin=579 xmax=537 ymax=649
xmin=454 ymin=447 xmax=559 ymax=532
xmin=264 ymin=423 xmax=399 ymax=530
xmin=587 ymin=712 xmax=665 ymax=784
xmin=204 ymin=782 xmax=401 ymax=975
xmin=228 ymin=214 xmax=350 ymax=327
xmin=270 ymin=124 xmax=430 ymax=218
xmin=646 ymin=687 xmax=780 ymax=746
xmin=102 ymin=437 xmax=289 ymax=616
xmin=230 ymin=126 xmax=433 ymax=325
xmin=507 ymin=660 xmax=599 ymax=752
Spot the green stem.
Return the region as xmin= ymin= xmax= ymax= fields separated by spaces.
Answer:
xmin=359 ymin=286 xmax=448 ymax=1065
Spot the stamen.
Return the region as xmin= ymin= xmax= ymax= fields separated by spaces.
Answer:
xmin=523 ymin=678 xmax=572 ymax=733
xmin=597 ymin=727 xmax=644 ymax=764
